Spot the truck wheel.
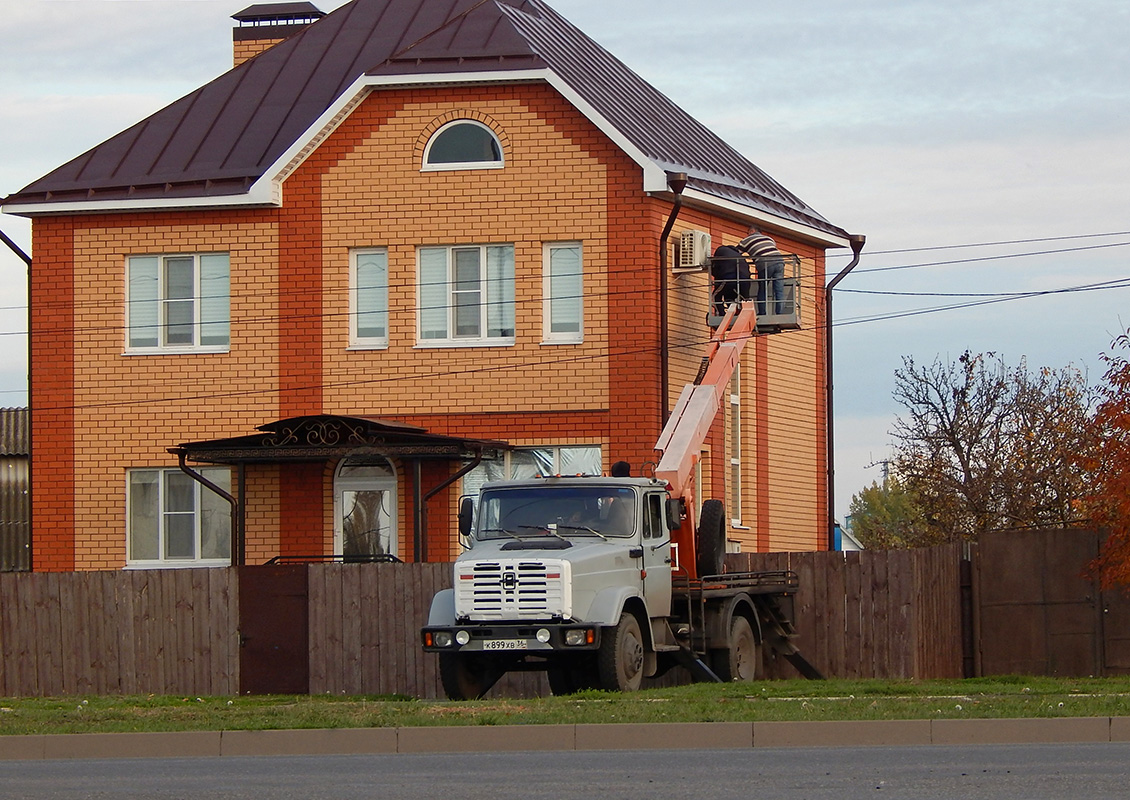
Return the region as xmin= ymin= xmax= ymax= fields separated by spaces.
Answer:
xmin=697 ymin=499 xmax=726 ymax=577
xmin=547 ymin=658 xmax=598 ymax=695
xmin=711 ymin=616 xmax=761 ymax=682
xmin=438 ymin=652 xmax=503 ymax=700
xmin=597 ymin=613 xmax=645 ymax=692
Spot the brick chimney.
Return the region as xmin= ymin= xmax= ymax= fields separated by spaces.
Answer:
xmin=232 ymin=2 xmax=326 ymax=67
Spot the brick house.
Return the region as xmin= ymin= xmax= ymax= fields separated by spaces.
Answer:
xmin=2 ymin=0 xmax=849 ymax=572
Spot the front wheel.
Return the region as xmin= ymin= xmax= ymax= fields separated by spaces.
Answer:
xmin=597 ymin=613 xmax=645 ymax=692
xmin=438 ymin=652 xmax=504 ymax=700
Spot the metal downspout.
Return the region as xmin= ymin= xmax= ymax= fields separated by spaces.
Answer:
xmin=419 ymin=449 xmax=484 ymax=560
xmin=825 ymin=234 xmax=866 ymax=550
xmin=176 ymin=452 xmax=243 ymax=565
xmin=658 ymin=172 xmax=688 ymax=424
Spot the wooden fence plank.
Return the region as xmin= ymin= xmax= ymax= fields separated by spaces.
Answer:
xmin=843 ymin=551 xmax=862 ymax=679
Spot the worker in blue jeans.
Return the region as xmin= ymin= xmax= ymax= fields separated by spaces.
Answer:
xmin=738 ymin=228 xmax=785 ymax=316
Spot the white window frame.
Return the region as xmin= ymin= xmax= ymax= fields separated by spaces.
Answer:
xmin=125 ymin=253 xmax=230 ymax=353
xmin=126 ymin=467 xmax=232 ymax=568
xmin=349 ymin=247 xmax=389 ymax=348
xmin=462 ymin=445 xmax=603 ymax=497
xmin=421 ymin=120 xmax=504 ymax=172
xmin=543 ymin=241 xmax=583 ymax=344
xmin=730 ymin=366 xmax=744 ymax=526
xmin=417 ymin=244 xmax=515 ymax=347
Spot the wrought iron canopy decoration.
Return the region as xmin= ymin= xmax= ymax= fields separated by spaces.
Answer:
xmin=169 ymin=415 xmax=509 ymax=465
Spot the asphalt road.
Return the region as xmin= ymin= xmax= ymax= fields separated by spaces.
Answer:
xmin=1 ymin=744 xmax=1128 ymax=800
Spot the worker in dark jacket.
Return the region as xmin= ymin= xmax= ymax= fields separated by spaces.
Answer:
xmin=709 ymin=244 xmax=753 ymax=315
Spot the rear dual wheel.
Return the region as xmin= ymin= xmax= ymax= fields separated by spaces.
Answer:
xmin=710 ymin=615 xmax=761 ymax=682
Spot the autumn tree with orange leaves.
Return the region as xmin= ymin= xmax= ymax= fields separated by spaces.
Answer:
xmin=1077 ymin=332 xmax=1130 ymax=589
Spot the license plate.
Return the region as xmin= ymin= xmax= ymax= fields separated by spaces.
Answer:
xmin=482 ymin=639 xmax=527 ymax=651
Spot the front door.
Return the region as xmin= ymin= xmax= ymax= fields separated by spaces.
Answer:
xmin=642 ymin=492 xmax=672 ymax=617
xmin=334 ymin=459 xmax=397 ymax=560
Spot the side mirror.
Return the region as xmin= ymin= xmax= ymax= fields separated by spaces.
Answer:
xmin=458 ymin=496 xmax=475 ymax=538
xmin=665 ymin=498 xmax=684 ymax=531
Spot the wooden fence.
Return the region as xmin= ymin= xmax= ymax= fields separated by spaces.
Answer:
xmin=0 ymin=544 xmax=967 ymax=698
xmin=0 ymin=569 xmax=238 ymax=697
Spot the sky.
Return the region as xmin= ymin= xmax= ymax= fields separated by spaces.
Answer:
xmin=1 ymin=0 xmax=1128 ymax=522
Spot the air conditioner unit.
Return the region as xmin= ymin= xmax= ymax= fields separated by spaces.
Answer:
xmin=677 ymin=230 xmax=711 ymax=271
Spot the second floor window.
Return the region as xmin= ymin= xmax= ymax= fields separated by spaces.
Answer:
xmin=418 ymin=244 xmax=515 ymax=345
xmin=544 ymin=242 xmax=583 ymax=343
xmin=127 ymin=253 xmax=230 ymax=351
xmin=350 ymin=248 xmax=389 ymax=347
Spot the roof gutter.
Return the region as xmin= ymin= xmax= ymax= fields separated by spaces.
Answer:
xmin=825 ymin=233 xmax=866 ymax=550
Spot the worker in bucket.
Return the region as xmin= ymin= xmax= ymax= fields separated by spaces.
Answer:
xmin=709 ymin=243 xmax=753 ymax=315
xmin=738 ymin=227 xmax=785 ymax=316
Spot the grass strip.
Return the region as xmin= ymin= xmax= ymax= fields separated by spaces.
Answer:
xmin=2 ymin=676 xmax=1130 ymax=736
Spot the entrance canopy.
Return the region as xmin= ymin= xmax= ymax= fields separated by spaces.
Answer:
xmin=168 ymin=415 xmax=509 ymax=464
xmin=167 ymin=415 xmax=510 ymax=564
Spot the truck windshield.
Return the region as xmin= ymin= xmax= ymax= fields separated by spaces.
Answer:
xmin=477 ymin=486 xmax=637 ymax=539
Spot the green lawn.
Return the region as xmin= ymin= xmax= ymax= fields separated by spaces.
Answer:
xmin=2 ymin=676 xmax=1130 ymax=736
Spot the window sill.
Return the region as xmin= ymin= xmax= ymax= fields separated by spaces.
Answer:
xmin=125 ymin=560 xmax=231 ymax=569
xmin=541 ymin=337 xmax=583 ymax=346
xmin=421 ymin=162 xmax=504 ymax=172
xmin=414 ymin=339 xmax=515 ymax=349
xmin=123 ymin=346 xmax=230 ymax=356
xmin=347 ymin=342 xmax=390 ymax=351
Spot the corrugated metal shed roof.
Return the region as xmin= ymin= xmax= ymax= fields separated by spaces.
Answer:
xmin=3 ymin=0 xmax=846 ymax=239
xmin=0 ymin=408 xmax=28 ymax=457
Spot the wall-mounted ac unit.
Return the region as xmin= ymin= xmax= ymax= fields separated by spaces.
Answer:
xmin=677 ymin=230 xmax=711 ymax=271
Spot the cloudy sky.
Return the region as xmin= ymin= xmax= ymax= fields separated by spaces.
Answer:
xmin=1 ymin=0 xmax=1128 ymax=521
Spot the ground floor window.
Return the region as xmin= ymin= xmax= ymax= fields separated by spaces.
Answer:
xmin=127 ymin=467 xmax=231 ymax=567
xmin=462 ymin=445 xmax=602 ymax=497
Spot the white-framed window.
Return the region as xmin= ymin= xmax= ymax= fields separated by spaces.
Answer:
xmin=422 ymin=120 xmax=503 ymax=171
xmin=350 ymin=248 xmax=389 ymax=347
xmin=126 ymin=253 xmax=229 ymax=352
xmin=543 ymin=242 xmax=583 ymax=343
xmin=462 ymin=446 xmax=602 ymax=497
xmin=127 ymin=467 xmax=231 ymax=567
xmin=418 ymin=244 xmax=515 ymax=346
xmin=729 ymin=366 xmax=742 ymax=525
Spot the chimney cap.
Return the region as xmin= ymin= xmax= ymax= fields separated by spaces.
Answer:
xmin=232 ymin=2 xmax=325 ymax=25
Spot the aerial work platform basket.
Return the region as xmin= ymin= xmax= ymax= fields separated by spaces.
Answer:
xmin=706 ymin=252 xmax=802 ymax=332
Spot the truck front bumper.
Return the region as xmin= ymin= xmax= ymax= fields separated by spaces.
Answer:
xmin=421 ymin=622 xmax=601 ymax=653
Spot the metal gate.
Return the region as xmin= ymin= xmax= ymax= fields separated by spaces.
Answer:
xmin=974 ymin=529 xmax=1130 ymax=677
xmin=238 ymin=565 xmax=310 ymax=694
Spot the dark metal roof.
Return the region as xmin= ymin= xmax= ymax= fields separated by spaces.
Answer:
xmin=0 ymin=408 xmax=28 ymax=457
xmin=169 ymin=414 xmax=510 ymax=464
xmin=4 ymin=0 xmax=846 ymax=239
xmin=233 ymin=3 xmax=326 ymax=23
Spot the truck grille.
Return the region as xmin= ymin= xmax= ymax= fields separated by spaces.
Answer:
xmin=455 ymin=558 xmax=571 ymax=621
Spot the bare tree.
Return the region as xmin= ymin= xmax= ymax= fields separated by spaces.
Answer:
xmin=889 ymin=351 xmax=1095 ymax=542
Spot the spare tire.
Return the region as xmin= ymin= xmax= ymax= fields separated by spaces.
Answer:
xmin=697 ymin=499 xmax=726 ymax=577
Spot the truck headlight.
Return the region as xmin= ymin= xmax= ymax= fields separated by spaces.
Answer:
xmin=433 ymin=631 xmax=454 ymax=648
xmin=455 ymin=630 xmax=471 ymax=645
xmin=564 ymin=629 xmax=592 ymax=646
xmin=536 ymin=628 xmax=552 ymax=643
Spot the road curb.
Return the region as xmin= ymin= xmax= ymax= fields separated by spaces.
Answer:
xmin=1 ymin=718 xmax=1126 ymax=760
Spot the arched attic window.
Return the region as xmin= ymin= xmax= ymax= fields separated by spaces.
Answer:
xmin=422 ymin=120 xmax=504 ymax=171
